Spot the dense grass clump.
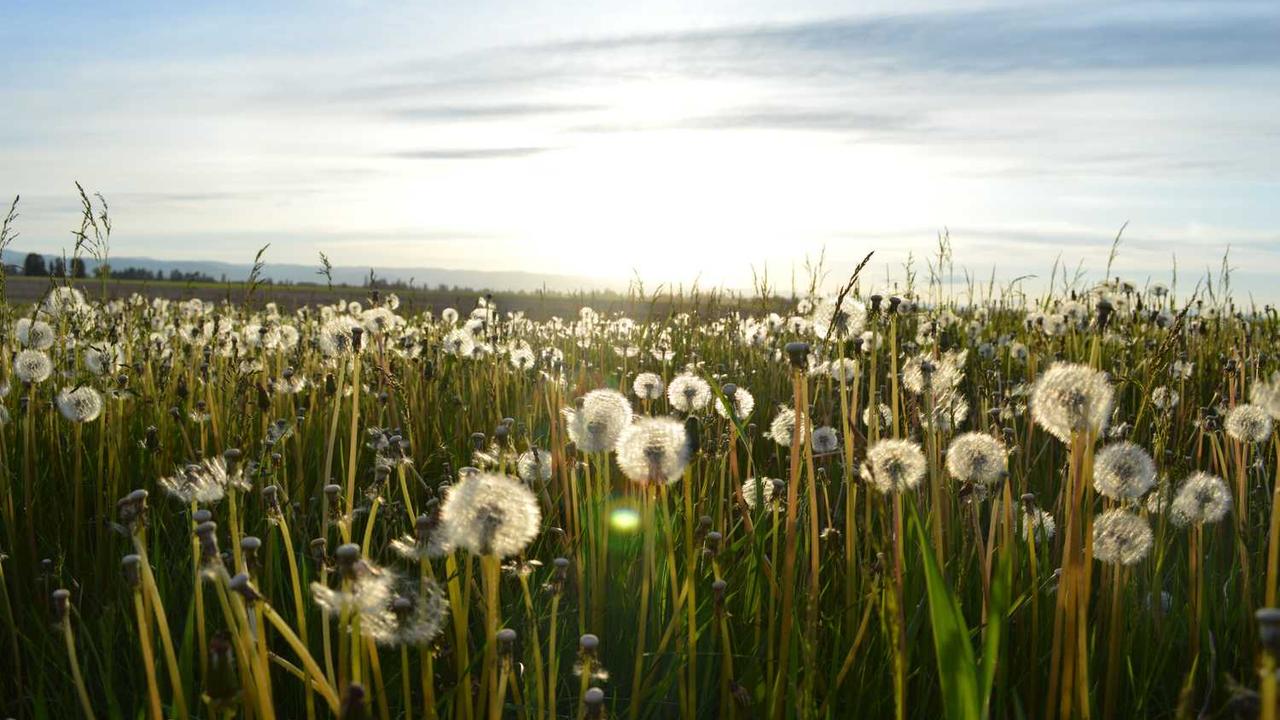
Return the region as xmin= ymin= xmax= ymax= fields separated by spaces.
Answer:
xmin=1 ymin=264 xmax=1278 ymax=720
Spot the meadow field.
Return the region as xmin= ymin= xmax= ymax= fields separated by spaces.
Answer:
xmin=1 ymin=256 xmax=1278 ymax=720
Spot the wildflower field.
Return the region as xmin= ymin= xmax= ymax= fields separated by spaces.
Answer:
xmin=3 ymin=252 xmax=1280 ymax=720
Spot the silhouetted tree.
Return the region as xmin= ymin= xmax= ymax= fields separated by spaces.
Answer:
xmin=71 ymin=257 xmax=87 ymax=278
xmin=23 ymin=252 xmax=46 ymax=276
xmin=50 ymin=257 xmax=66 ymax=277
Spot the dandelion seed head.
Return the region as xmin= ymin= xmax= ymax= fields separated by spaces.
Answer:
xmin=812 ymin=297 xmax=866 ymax=339
xmin=15 ymin=318 xmax=55 ymax=350
xmin=812 ymin=426 xmax=839 ymax=454
xmin=945 ymin=432 xmax=1007 ymax=486
xmin=713 ymin=386 xmax=755 ymax=420
xmin=56 ymin=386 xmax=103 ymax=423
xmin=1093 ymin=441 xmax=1157 ymax=500
xmin=13 ymin=349 xmax=53 ymax=384
xmin=1225 ymin=404 xmax=1273 ymax=443
xmin=767 ymin=407 xmax=808 ymax=448
xmin=632 ymin=372 xmax=665 ymax=400
xmin=1251 ymin=373 xmax=1280 ymax=420
xmin=564 ymin=389 xmax=632 ymax=453
xmin=1092 ymin=509 xmax=1153 ymax=566
xmin=1021 ymin=507 xmax=1056 ymax=544
xmin=1170 ymin=471 xmax=1232 ymax=527
xmin=437 ymin=471 xmax=540 ymax=558
xmin=1030 ymin=362 xmax=1114 ymax=442
xmin=516 ymin=449 xmax=553 ymax=485
xmin=741 ymin=477 xmax=784 ymax=510
xmin=861 ymin=439 xmax=927 ymax=494
xmin=615 ymin=416 xmax=691 ymax=485
xmin=667 ymin=373 xmax=711 ymax=412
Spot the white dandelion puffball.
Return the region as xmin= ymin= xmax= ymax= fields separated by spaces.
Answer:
xmin=1170 ymin=472 xmax=1231 ymax=527
xmin=516 ymin=449 xmax=553 ymax=485
xmin=945 ymin=432 xmax=1007 ymax=486
xmin=1030 ymin=362 xmax=1114 ymax=443
xmin=861 ymin=439 xmax=927 ymax=494
xmin=318 ymin=316 xmax=364 ymax=356
xmin=84 ymin=344 xmax=124 ymax=376
xmin=812 ymin=426 xmax=840 ymax=454
xmin=1224 ymin=404 xmax=1272 ymax=444
xmin=442 ymin=328 xmax=475 ymax=357
xmin=13 ymin=349 xmax=53 ymax=384
xmin=564 ymin=389 xmax=633 ymax=453
xmin=15 ymin=318 xmax=56 ymax=350
xmin=1092 ymin=509 xmax=1153 ymax=566
xmin=741 ymin=477 xmax=783 ymax=510
xmin=1021 ymin=508 xmax=1056 ymax=544
xmin=667 ymin=373 xmax=711 ymax=412
xmin=812 ymin=297 xmax=866 ymax=339
xmin=902 ymin=351 xmax=965 ymax=397
xmin=1151 ymin=386 xmax=1179 ymax=411
xmin=56 ymin=386 xmax=103 ymax=423
xmin=714 ymin=386 xmax=755 ymax=420
xmin=437 ymin=472 xmax=541 ymax=558
xmin=615 ymin=416 xmax=691 ymax=485
xmin=1092 ymin=442 xmax=1157 ymax=500
xmin=767 ymin=407 xmax=808 ymax=448
xmin=828 ymin=358 xmax=859 ymax=383
xmin=1250 ymin=373 xmax=1280 ymax=420
xmin=632 ymin=372 xmax=665 ymax=401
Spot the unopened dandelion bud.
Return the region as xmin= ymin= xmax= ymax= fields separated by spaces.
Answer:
xmin=240 ymin=536 xmax=262 ymax=574
xmin=195 ymin=522 xmax=220 ymax=562
xmin=193 ymin=508 xmax=212 ymax=524
xmin=888 ymin=296 xmax=902 ymax=313
xmin=335 ymin=543 xmax=362 ymax=578
xmin=1258 ymin=609 xmax=1280 ymax=655
xmin=579 ymin=633 xmax=600 ymax=658
xmin=584 ymin=687 xmax=605 ymax=718
xmin=143 ymin=425 xmax=159 ymax=452
xmin=339 ymin=683 xmax=367 ymax=720
xmin=704 ymin=531 xmax=723 ymax=559
xmin=51 ymin=588 xmax=71 ymax=622
xmin=324 ymin=483 xmax=342 ymax=517
xmin=309 ymin=537 xmax=328 ymax=565
xmin=261 ymin=485 xmax=282 ymax=511
xmin=494 ymin=423 xmax=510 ymax=443
xmin=869 ymin=294 xmax=883 ymax=312
xmin=121 ymin=555 xmax=143 ymax=589
xmin=228 ymin=573 xmax=261 ymax=602
xmin=414 ymin=513 xmax=432 ymax=543
xmin=350 ymin=326 xmax=363 ymax=352
xmin=497 ymin=628 xmax=518 ymax=660
xmin=730 ymin=680 xmax=752 ymax=708
xmin=117 ymin=489 xmax=149 ymax=529
xmin=712 ymin=579 xmax=728 ymax=613
xmin=325 ymin=373 xmax=337 ymax=395
xmin=784 ymin=341 xmax=810 ymax=368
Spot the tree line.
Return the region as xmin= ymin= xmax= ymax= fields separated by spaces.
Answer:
xmin=18 ymin=253 xmax=216 ymax=283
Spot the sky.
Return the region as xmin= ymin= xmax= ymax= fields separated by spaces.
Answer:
xmin=1 ymin=0 xmax=1277 ymax=300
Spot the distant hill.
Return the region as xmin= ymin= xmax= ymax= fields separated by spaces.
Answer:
xmin=0 ymin=250 xmax=624 ymax=294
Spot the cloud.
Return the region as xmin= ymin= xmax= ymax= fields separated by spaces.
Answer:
xmin=536 ymin=3 xmax=1280 ymax=77
xmin=387 ymin=103 xmax=603 ymax=121
xmin=387 ymin=147 xmax=554 ymax=160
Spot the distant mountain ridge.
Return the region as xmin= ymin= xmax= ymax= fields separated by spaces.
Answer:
xmin=0 ymin=249 xmax=623 ymax=293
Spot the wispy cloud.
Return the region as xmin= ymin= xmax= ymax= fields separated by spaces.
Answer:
xmin=387 ymin=147 xmax=555 ymax=160
xmin=387 ymin=103 xmax=603 ymax=121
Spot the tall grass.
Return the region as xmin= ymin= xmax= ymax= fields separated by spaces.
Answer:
xmin=0 ymin=246 xmax=1276 ymax=720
